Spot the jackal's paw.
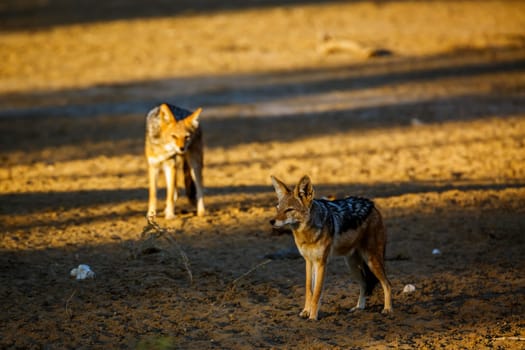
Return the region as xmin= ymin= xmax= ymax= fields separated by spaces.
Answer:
xmin=196 ymin=208 xmax=205 ymax=217
xmin=350 ymin=306 xmax=365 ymax=313
xmin=147 ymin=210 xmax=156 ymax=220
xmin=381 ymin=307 xmax=393 ymax=315
xmin=164 ymin=209 xmax=176 ymax=220
xmin=299 ymin=309 xmax=310 ymax=319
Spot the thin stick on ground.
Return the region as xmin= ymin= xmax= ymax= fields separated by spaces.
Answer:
xmin=221 ymin=259 xmax=272 ymax=305
xmin=165 ymin=234 xmax=193 ymax=285
xmin=494 ymin=336 xmax=525 ymax=341
xmin=65 ymin=289 xmax=76 ymax=319
xmin=231 ymin=259 xmax=272 ymax=286
xmin=138 ymin=217 xmax=193 ymax=285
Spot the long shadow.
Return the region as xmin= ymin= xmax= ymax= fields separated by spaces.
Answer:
xmin=1 ymin=92 xmax=523 ymax=161
xmin=0 ymin=0 xmax=352 ymax=31
xmin=203 ymin=93 xmax=524 ymax=148
xmin=1 ymin=46 xmax=524 ymax=118
xmin=2 ymin=181 xmax=523 ymax=221
xmin=1 ymin=47 xmax=524 ymax=162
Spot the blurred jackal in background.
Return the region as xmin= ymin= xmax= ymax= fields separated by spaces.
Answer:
xmin=270 ymin=175 xmax=392 ymax=320
xmin=145 ymin=103 xmax=205 ymax=219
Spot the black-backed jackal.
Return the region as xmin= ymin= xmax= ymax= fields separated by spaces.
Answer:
xmin=145 ymin=103 xmax=205 ymax=219
xmin=270 ymin=175 xmax=392 ymax=320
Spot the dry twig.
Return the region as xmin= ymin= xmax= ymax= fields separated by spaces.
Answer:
xmin=65 ymin=289 xmax=76 ymax=319
xmin=165 ymin=234 xmax=193 ymax=285
xmin=221 ymin=259 xmax=272 ymax=305
xmin=136 ymin=217 xmax=194 ymax=285
xmin=494 ymin=336 xmax=525 ymax=341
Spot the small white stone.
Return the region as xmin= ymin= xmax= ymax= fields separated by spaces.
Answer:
xmin=403 ymin=284 xmax=416 ymax=293
xmin=411 ymin=118 xmax=424 ymax=126
xmin=432 ymin=248 xmax=442 ymax=255
xmin=70 ymin=264 xmax=95 ymax=280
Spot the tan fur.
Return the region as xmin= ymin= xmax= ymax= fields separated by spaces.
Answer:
xmin=145 ymin=104 xmax=205 ymax=219
xmin=271 ymin=175 xmax=392 ymax=320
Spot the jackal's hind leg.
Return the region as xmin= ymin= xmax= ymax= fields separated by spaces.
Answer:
xmin=184 ymin=155 xmax=205 ymax=217
xmin=366 ymin=254 xmax=393 ymax=314
xmin=345 ymin=253 xmax=367 ymax=312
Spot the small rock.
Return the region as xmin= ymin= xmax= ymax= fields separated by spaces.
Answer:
xmin=411 ymin=118 xmax=424 ymax=126
xmin=70 ymin=264 xmax=95 ymax=280
xmin=403 ymin=284 xmax=416 ymax=293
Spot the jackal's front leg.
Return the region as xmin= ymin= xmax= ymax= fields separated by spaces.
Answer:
xmin=163 ymin=160 xmax=177 ymax=219
xmin=308 ymin=261 xmax=326 ymax=320
xmin=300 ymin=259 xmax=313 ymax=319
xmin=147 ymin=165 xmax=159 ymax=219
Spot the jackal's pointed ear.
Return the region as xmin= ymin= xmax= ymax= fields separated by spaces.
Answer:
xmin=295 ymin=175 xmax=314 ymax=206
xmin=184 ymin=107 xmax=202 ymax=129
xmin=159 ymin=103 xmax=175 ymax=124
xmin=271 ymin=175 xmax=290 ymax=200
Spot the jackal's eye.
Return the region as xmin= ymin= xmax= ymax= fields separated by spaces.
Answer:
xmin=284 ymin=208 xmax=294 ymax=213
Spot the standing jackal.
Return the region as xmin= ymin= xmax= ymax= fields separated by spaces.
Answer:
xmin=270 ymin=175 xmax=392 ymax=320
xmin=145 ymin=103 xmax=205 ymax=219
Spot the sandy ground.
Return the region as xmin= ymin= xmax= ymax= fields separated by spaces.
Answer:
xmin=1 ymin=1 xmax=525 ymax=349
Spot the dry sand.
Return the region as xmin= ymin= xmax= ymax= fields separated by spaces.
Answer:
xmin=1 ymin=1 xmax=524 ymax=348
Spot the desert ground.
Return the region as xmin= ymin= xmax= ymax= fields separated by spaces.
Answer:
xmin=1 ymin=1 xmax=524 ymax=349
